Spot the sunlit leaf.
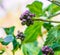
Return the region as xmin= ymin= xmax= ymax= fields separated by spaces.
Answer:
xmin=46 ymin=4 xmax=60 ymax=15
xmin=23 ymin=21 xmax=43 ymax=43
xmin=54 ymin=50 xmax=60 ymax=55
xmin=0 ymin=38 xmax=3 ymax=43
xmin=27 ymin=1 xmax=43 ymax=16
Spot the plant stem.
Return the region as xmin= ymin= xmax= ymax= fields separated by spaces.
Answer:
xmin=48 ymin=13 xmax=60 ymax=19
xmin=32 ymin=13 xmax=60 ymax=23
xmin=12 ymin=51 xmax=15 ymax=55
xmin=48 ymin=0 xmax=60 ymax=6
xmin=33 ymin=19 xmax=60 ymax=23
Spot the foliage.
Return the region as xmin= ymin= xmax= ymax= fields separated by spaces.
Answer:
xmin=0 ymin=0 xmax=60 ymax=55
xmin=22 ymin=42 xmax=39 ymax=55
xmin=27 ymin=1 xmax=43 ymax=16
xmin=23 ymin=21 xmax=43 ymax=43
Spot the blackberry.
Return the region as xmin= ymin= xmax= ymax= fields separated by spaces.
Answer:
xmin=42 ymin=46 xmax=54 ymax=55
xmin=16 ymin=31 xmax=25 ymax=41
xmin=20 ymin=10 xmax=35 ymax=26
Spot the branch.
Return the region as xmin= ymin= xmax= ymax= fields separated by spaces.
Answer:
xmin=48 ymin=13 xmax=60 ymax=19
xmin=33 ymin=19 xmax=60 ymax=23
xmin=33 ymin=13 xmax=60 ymax=23
xmin=48 ymin=0 xmax=60 ymax=6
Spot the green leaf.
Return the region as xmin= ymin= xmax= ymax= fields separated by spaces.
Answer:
xmin=0 ymin=38 xmax=3 ymax=43
xmin=12 ymin=38 xmax=19 ymax=51
xmin=22 ymin=45 xmax=29 ymax=55
xmin=50 ymin=43 xmax=60 ymax=51
xmin=12 ymin=35 xmax=20 ymax=51
xmin=44 ymin=25 xmax=60 ymax=46
xmin=38 ymin=50 xmax=43 ymax=55
xmin=43 ymin=22 xmax=53 ymax=31
xmin=0 ymin=50 xmax=5 ymax=54
xmin=27 ymin=1 xmax=43 ymax=16
xmin=4 ymin=26 xmax=15 ymax=35
xmin=54 ymin=51 xmax=60 ymax=55
xmin=22 ymin=42 xmax=40 ymax=55
xmin=23 ymin=22 xmax=43 ymax=43
xmin=49 ymin=0 xmax=60 ymax=6
xmin=2 ymin=35 xmax=14 ymax=45
xmin=46 ymin=4 xmax=60 ymax=15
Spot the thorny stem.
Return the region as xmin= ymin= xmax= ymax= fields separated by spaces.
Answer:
xmin=32 ymin=13 xmax=60 ymax=23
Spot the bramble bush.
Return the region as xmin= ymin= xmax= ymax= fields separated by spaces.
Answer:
xmin=0 ymin=0 xmax=60 ymax=55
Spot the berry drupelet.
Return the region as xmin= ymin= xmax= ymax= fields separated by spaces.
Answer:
xmin=16 ymin=31 xmax=25 ymax=41
xmin=20 ymin=10 xmax=35 ymax=26
xmin=42 ymin=46 xmax=54 ymax=55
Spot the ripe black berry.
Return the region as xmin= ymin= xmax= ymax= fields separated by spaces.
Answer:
xmin=20 ymin=10 xmax=35 ymax=26
xmin=42 ymin=46 xmax=54 ymax=55
xmin=16 ymin=31 xmax=25 ymax=41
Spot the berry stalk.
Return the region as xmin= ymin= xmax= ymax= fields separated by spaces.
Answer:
xmin=32 ymin=13 xmax=60 ymax=23
xmin=32 ymin=18 xmax=60 ymax=23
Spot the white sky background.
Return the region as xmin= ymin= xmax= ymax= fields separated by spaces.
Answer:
xmin=0 ymin=0 xmax=51 ymax=18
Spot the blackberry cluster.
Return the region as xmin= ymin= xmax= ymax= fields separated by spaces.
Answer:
xmin=16 ymin=31 xmax=25 ymax=41
xmin=42 ymin=46 xmax=54 ymax=55
xmin=20 ymin=10 xmax=35 ymax=26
